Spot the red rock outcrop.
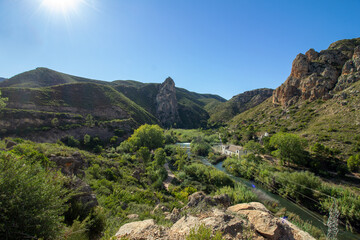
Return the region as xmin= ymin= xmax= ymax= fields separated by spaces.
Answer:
xmin=273 ymin=38 xmax=360 ymax=106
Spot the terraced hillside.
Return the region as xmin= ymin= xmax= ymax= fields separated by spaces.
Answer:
xmin=0 ymin=82 xmax=156 ymax=141
xmin=0 ymin=68 xmax=226 ymax=141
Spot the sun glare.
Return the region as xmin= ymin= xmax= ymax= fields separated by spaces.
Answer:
xmin=41 ymin=0 xmax=81 ymax=13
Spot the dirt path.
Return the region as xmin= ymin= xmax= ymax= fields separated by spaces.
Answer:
xmin=163 ymin=163 xmax=175 ymax=191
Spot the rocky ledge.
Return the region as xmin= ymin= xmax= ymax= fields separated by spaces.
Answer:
xmin=114 ymin=192 xmax=315 ymax=240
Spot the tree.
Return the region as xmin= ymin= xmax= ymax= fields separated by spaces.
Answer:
xmin=137 ymin=146 xmax=150 ymax=163
xmin=85 ymin=114 xmax=95 ymax=127
xmin=128 ymin=124 xmax=165 ymax=150
xmin=243 ymin=140 xmax=264 ymax=154
xmin=190 ymin=136 xmax=211 ymax=156
xmin=0 ymin=152 xmax=70 ymax=239
xmin=154 ymin=148 xmax=166 ymax=166
xmin=270 ymin=132 xmax=307 ymax=166
xmin=0 ymin=90 xmax=8 ymax=109
xmin=174 ymin=146 xmax=187 ymax=171
xmin=83 ymin=134 xmax=91 ymax=146
xmin=347 ymin=154 xmax=360 ymax=172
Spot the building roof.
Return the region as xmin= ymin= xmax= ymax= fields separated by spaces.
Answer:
xmin=224 ymin=145 xmax=243 ymax=153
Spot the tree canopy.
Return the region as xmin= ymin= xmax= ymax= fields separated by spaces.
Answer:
xmin=128 ymin=124 xmax=165 ymax=150
xmin=270 ymin=132 xmax=308 ymax=166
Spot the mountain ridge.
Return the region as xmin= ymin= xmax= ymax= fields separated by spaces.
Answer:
xmin=228 ymin=37 xmax=360 ymax=157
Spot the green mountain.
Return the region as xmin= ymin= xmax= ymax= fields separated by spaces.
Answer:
xmin=113 ymin=80 xmax=226 ymax=128
xmin=208 ymin=88 xmax=273 ymax=124
xmin=228 ymin=38 xmax=360 ymax=157
xmin=0 ymin=82 xmax=157 ymax=141
xmin=0 ymin=67 xmax=112 ymax=88
xmin=0 ymin=68 xmax=226 ymax=141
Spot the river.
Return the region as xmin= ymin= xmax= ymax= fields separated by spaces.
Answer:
xmin=203 ymin=159 xmax=360 ymax=240
xmin=175 ymin=143 xmax=360 ymax=239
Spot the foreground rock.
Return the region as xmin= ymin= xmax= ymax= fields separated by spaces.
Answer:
xmin=115 ymin=192 xmax=315 ymax=240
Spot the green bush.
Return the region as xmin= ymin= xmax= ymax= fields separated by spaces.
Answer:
xmin=184 ymin=163 xmax=234 ymax=190
xmin=127 ymin=124 xmax=165 ymax=150
xmin=347 ymin=154 xmax=360 ymax=172
xmin=0 ymin=152 xmax=70 ymax=239
xmin=214 ymin=184 xmax=257 ymax=204
xmin=186 ymin=224 xmax=224 ymax=240
xmin=190 ymin=137 xmax=211 ymax=156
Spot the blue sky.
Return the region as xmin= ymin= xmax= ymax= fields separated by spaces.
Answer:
xmin=0 ymin=0 xmax=359 ymax=99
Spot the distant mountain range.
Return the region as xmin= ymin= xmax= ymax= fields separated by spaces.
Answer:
xmin=0 ymin=77 xmax=6 ymax=82
xmin=1 ymin=37 xmax=359 ymax=154
xmin=0 ymin=67 xmax=228 ymax=141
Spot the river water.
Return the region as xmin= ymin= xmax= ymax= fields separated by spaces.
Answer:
xmin=203 ymin=159 xmax=360 ymax=240
xmin=175 ymin=143 xmax=359 ymax=239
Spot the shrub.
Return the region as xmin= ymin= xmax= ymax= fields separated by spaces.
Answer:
xmin=0 ymin=152 xmax=70 ymax=239
xmin=347 ymin=154 xmax=360 ymax=172
xmin=186 ymin=224 xmax=224 ymax=240
xmin=190 ymin=137 xmax=211 ymax=156
xmin=214 ymin=184 xmax=257 ymax=204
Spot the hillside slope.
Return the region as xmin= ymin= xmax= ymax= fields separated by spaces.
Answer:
xmin=0 ymin=82 xmax=157 ymax=141
xmin=1 ymin=68 xmax=226 ymax=129
xmin=110 ymin=79 xmax=226 ymax=128
xmin=229 ymin=38 xmax=360 ymax=157
xmin=208 ymin=88 xmax=273 ymax=124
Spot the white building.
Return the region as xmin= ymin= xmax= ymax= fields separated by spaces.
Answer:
xmin=221 ymin=145 xmax=244 ymax=157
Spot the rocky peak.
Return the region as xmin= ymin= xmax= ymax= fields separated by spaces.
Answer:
xmin=273 ymin=38 xmax=360 ymax=106
xmin=156 ymin=77 xmax=180 ymax=127
xmin=305 ymin=48 xmax=319 ymax=61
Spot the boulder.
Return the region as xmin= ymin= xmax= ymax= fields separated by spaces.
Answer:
xmin=114 ymin=199 xmax=316 ymax=240
xmin=115 ymin=219 xmax=159 ymax=238
xmin=227 ymin=202 xmax=316 ymax=240
xmin=186 ymin=191 xmax=206 ymax=208
xmin=228 ymin=202 xmax=270 ymax=213
xmin=213 ymin=194 xmax=231 ymax=208
xmin=166 ymin=207 xmax=181 ymax=223
xmin=49 ymin=152 xmax=87 ymax=176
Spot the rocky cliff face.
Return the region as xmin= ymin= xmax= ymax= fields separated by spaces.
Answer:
xmin=156 ymin=77 xmax=181 ymax=127
xmin=273 ymin=38 xmax=360 ymax=106
xmin=115 ymin=192 xmax=315 ymax=240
